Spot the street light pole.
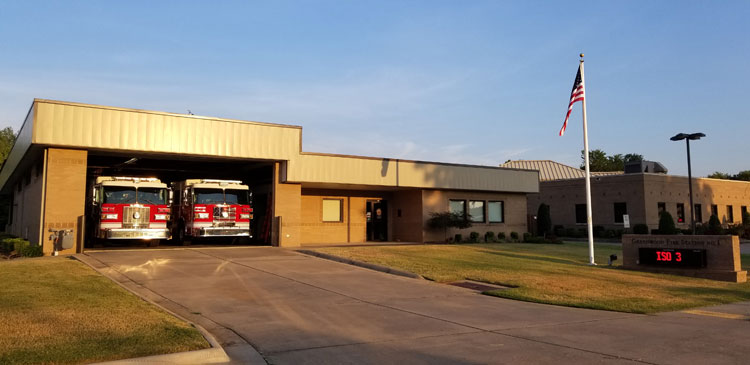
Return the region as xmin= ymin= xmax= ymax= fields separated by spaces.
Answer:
xmin=685 ymin=138 xmax=695 ymax=235
xmin=670 ymin=132 xmax=705 ymax=235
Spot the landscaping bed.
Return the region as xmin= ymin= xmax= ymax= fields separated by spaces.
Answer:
xmin=314 ymin=242 xmax=750 ymax=314
xmin=0 ymin=257 xmax=210 ymax=364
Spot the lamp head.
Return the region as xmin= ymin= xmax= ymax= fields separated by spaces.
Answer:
xmin=687 ymin=132 xmax=706 ymax=140
xmin=670 ymin=133 xmax=689 ymax=141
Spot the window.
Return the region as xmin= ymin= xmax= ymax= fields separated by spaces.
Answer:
xmin=694 ymin=204 xmax=702 ymax=223
xmin=711 ymin=204 xmax=718 ymax=218
xmin=742 ymin=206 xmax=748 ymax=223
xmin=449 ymin=200 xmax=466 ymax=216
xmin=657 ymin=202 xmax=666 ymax=215
xmin=575 ymin=204 xmax=586 ymax=224
xmin=488 ymin=201 xmax=504 ymax=223
xmin=676 ymin=203 xmax=685 ymax=223
xmin=469 ymin=200 xmax=485 ymax=223
xmin=614 ymin=202 xmax=627 ymax=223
xmin=322 ymin=199 xmax=343 ymax=222
xmin=727 ymin=205 xmax=734 ymax=223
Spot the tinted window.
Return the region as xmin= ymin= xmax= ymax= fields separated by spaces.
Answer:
xmin=225 ymin=189 xmax=250 ymax=205
xmin=138 ymin=188 xmax=167 ymax=205
xmin=103 ymin=187 xmax=137 ymax=204
xmin=469 ymin=200 xmax=485 ymax=223
xmin=614 ymin=202 xmax=627 ymax=223
xmin=195 ymin=188 xmax=225 ymax=204
xmin=575 ymin=204 xmax=586 ymax=224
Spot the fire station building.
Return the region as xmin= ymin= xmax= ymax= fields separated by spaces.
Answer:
xmin=0 ymin=99 xmax=538 ymax=255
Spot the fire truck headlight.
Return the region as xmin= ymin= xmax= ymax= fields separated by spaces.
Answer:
xmin=155 ymin=214 xmax=169 ymax=221
xmin=240 ymin=213 xmax=251 ymax=219
xmin=196 ymin=213 xmax=209 ymax=219
xmin=102 ymin=213 xmax=118 ymax=220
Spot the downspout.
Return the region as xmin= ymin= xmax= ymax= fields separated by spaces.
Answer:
xmin=37 ymin=149 xmax=48 ymax=249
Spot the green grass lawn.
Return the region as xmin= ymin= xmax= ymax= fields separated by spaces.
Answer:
xmin=315 ymin=242 xmax=750 ymax=314
xmin=0 ymin=257 xmax=210 ymax=364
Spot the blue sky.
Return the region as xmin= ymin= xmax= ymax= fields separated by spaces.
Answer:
xmin=1 ymin=1 xmax=747 ymax=176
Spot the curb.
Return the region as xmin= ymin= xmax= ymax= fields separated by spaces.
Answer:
xmin=296 ymin=249 xmax=424 ymax=280
xmin=73 ymin=254 xmax=266 ymax=365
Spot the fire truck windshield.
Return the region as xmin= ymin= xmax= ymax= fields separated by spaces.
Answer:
xmin=225 ymin=189 xmax=250 ymax=205
xmin=103 ymin=187 xmax=137 ymax=204
xmin=194 ymin=188 xmax=225 ymax=204
xmin=138 ymin=188 xmax=168 ymax=205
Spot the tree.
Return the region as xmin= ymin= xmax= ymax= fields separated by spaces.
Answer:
xmin=733 ymin=170 xmax=750 ymax=181
xmin=427 ymin=211 xmax=472 ymax=242
xmin=707 ymin=214 xmax=722 ymax=235
xmin=708 ymin=172 xmax=732 ymax=179
xmin=536 ymin=203 xmax=551 ymax=237
xmin=707 ymin=170 xmax=750 ymax=181
xmin=658 ymin=211 xmax=676 ymax=235
xmin=0 ymin=127 xmax=15 ymax=166
xmin=580 ymin=149 xmax=643 ymax=172
xmin=0 ymin=127 xmax=15 ymax=229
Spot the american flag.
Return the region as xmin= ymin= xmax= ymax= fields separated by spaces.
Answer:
xmin=559 ymin=65 xmax=585 ymax=136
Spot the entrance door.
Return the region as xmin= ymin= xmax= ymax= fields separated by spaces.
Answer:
xmin=366 ymin=200 xmax=388 ymax=241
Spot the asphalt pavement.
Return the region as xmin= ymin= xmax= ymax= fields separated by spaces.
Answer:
xmin=82 ymin=247 xmax=750 ymax=365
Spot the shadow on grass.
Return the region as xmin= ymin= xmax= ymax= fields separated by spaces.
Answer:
xmin=666 ymin=286 xmax=750 ymax=301
xmin=475 ymin=249 xmax=588 ymax=267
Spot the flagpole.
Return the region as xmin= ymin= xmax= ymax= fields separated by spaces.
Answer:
xmin=580 ymin=53 xmax=596 ymax=265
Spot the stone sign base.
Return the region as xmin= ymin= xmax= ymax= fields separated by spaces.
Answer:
xmin=621 ymin=235 xmax=747 ymax=283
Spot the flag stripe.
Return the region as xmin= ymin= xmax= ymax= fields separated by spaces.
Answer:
xmin=559 ymin=65 xmax=585 ymax=136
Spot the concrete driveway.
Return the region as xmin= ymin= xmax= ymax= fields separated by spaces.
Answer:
xmin=83 ymin=247 xmax=750 ymax=364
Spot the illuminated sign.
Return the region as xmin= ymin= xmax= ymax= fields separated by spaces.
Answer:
xmin=638 ymin=248 xmax=707 ymax=268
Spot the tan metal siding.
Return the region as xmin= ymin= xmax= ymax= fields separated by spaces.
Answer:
xmin=286 ymin=154 xmax=398 ymax=186
xmin=32 ymin=101 xmax=302 ymax=160
xmin=398 ymin=161 xmax=539 ymax=193
xmin=286 ymin=154 xmax=539 ymax=193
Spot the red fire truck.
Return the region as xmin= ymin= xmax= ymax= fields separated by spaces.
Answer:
xmin=171 ymin=179 xmax=252 ymax=242
xmin=90 ymin=177 xmax=171 ymax=242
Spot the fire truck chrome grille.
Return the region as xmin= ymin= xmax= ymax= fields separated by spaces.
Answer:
xmin=213 ymin=206 xmax=236 ymax=226
xmin=123 ymin=206 xmax=151 ymax=228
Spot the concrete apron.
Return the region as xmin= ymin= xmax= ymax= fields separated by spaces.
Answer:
xmin=75 ymin=253 xmax=265 ymax=365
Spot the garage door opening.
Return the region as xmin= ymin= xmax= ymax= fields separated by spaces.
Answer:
xmin=84 ymin=152 xmax=275 ymax=249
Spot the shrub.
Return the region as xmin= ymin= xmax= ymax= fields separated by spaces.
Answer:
xmin=553 ymin=225 xmax=565 ymax=237
xmin=497 ymin=232 xmax=506 ymax=242
xmin=726 ymin=224 xmax=744 ymax=236
xmin=2 ymin=237 xmax=27 ymax=255
xmin=604 ymin=229 xmax=617 ymax=239
xmin=20 ymin=244 xmax=43 ymax=257
xmin=633 ymin=224 xmax=649 ymax=234
xmin=593 ymin=225 xmax=605 ymax=238
xmin=428 ymin=211 xmax=474 ymax=242
xmin=7 ymin=238 xmax=42 ymax=257
xmin=484 ymin=231 xmax=495 ymax=243
xmin=658 ymin=212 xmax=677 ymax=235
xmin=577 ymin=228 xmax=587 ymax=238
xmin=510 ymin=231 xmax=519 ymax=242
xmin=563 ymin=228 xmax=577 ymax=237
xmin=536 ymin=203 xmax=552 ymax=237
xmin=454 ymin=234 xmax=463 ymax=243
xmin=469 ymin=232 xmax=480 ymax=243
xmin=707 ymin=214 xmax=722 ymax=235
xmin=523 ymin=234 xmax=546 ymax=243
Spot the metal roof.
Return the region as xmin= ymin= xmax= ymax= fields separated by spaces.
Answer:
xmin=500 ymin=160 xmax=623 ymax=181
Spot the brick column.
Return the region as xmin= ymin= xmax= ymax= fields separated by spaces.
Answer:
xmin=272 ymin=162 xmax=301 ymax=247
xmin=42 ymin=148 xmax=87 ymax=255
